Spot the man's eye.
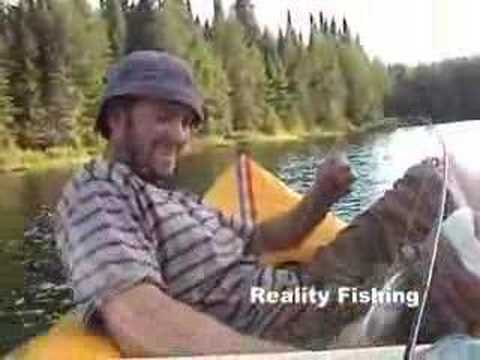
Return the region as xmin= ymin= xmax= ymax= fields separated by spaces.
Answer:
xmin=156 ymin=115 xmax=170 ymax=124
xmin=182 ymin=117 xmax=193 ymax=128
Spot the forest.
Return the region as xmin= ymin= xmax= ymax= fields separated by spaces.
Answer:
xmin=0 ymin=0 xmax=389 ymax=154
xmin=386 ymin=57 xmax=480 ymax=123
xmin=0 ymin=0 xmax=478 ymax=160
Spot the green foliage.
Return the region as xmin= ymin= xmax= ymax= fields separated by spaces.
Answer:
xmin=159 ymin=0 xmax=232 ymax=135
xmin=234 ymin=0 xmax=260 ymax=44
xmin=338 ymin=42 xmax=376 ymax=125
xmin=306 ymin=36 xmax=348 ymax=128
xmin=386 ymin=57 xmax=480 ymax=122
xmin=124 ymin=0 xmax=164 ymax=53
xmin=101 ymin=0 xmax=127 ymax=60
xmin=0 ymin=22 xmax=15 ymax=149
xmin=66 ymin=0 xmax=110 ymax=147
xmin=213 ymin=16 xmax=268 ymax=132
xmin=213 ymin=0 xmax=224 ymax=24
xmin=0 ymin=0 xmax=390 ymax=154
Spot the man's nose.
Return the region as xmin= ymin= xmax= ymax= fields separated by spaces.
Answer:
xmin=166 ymin=118 xmax=189 ymax=145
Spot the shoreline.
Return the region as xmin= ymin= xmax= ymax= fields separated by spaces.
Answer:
xmin=0 ymin=119 xmax=399 ymax=174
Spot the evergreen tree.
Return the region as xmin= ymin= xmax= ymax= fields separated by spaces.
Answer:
xmin=204 ymin=19 xmax=212 ymax=40
xmin=65 ymin=0 xmax=110 ymax=146
xmin=185 ymin=0 xmax=192 ymax=19
xmin=280 ymin=27 xmax=314 ymax=130
xmin=157 ymin=0 xmax=232 ymax=135
xmin=329 ymin=17 xmax=337 ymax=37
xmin=6 ymin=0 xmax=77 ymax=149
xmin=261 ymin=28 xmax=289 ymax=133
xmin=101 ymin=0 xmax=127 ymax=60
xmin=338 ymin=42 xmax=376 ymax=125
xmin=0 ymin=23 xmax=15 ymax=149
xmin=298 ymin=32 xmax=303 ymax=44
xmin=234 ymin=0 xmax=260 ymax=44
xmin=213 ymin=0 xmax=224 ymax=24
xmin=4 ymin=2 xmax=40 ymax=148
xmin=305 ymin=34 xmax=348 ymax=129
xmin=124 ymin=0 xmax=164 ymax=53
xmin=322 ymin=15 xmax=329 ymax=33
xmin=369 ymin=58 xmax=390 ymax=119
xmin=213 ymin=16 xmax=267 ymax=131
xmin=286 ymin=9 xmax=293 ymax=37
xmin=342 ymin=17 xmax=351 ymax=41
xmin=277 ymin=28 xmax=286 ymax=60
xmin=194 ymin=14 xmax=201 ymax=27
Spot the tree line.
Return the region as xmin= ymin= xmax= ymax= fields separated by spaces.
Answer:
xmin=385 ymin=57 xmax=480 ymax=123
xmin=0 ymin=0 xmax=389 ymax=151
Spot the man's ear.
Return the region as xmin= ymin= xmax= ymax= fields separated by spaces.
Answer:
xmin=108 ymin=110 xmax=127 ymax=142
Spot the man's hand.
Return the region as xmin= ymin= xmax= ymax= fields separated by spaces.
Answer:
xmin=309 ymin=153 xmax=355 ymax=207
xmin=251 ymin=153 xmax=355 ymax=254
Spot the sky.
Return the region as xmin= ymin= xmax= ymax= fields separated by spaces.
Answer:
xmin=189 ymin=0 xmax=480 ymax=66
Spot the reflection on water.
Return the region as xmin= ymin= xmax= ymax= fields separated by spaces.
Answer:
xmin=0 ymin=120 xmax=479 ymax=353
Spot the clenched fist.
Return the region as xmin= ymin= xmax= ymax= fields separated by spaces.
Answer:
xmin=309 ymin=153 xmax=356 ymax=207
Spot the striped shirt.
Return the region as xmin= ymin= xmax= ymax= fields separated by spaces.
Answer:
xmin=54 ymin=158 xmax=330 ymax=343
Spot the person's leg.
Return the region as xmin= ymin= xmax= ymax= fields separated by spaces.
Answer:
xmin=305 ymin=160 xmax=454 ymax=286
xmin=283 ymin=161 xmax=457 ymax=347
xmin=257 ymin=161 xmax=455 ymax=348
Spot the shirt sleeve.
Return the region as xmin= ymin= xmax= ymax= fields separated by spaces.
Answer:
xmin=223 ymin=213 xmax=259 ymax=255
xmin=55 ymin=179 xmax=166 ymax=326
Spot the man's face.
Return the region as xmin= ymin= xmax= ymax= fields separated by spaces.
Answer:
xmin=111 ymin=98 xmax=195 ymax=181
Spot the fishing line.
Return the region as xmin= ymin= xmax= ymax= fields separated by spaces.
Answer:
xmin=403 ymin=121 xmax=450 ymax=360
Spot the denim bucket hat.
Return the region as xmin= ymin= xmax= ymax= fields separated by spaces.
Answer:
xmin=96 ymin=50 xmax=205 ymax=138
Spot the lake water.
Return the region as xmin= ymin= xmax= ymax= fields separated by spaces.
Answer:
xmin=1 ymin=120 xmax=479 ymax=353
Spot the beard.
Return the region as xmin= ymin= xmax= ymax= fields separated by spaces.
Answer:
xmin=115 ymin=115 xmax=179 ymax=186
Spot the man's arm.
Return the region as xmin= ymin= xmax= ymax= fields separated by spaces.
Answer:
xmin=250 ymin=155 xmax=354 ymax=254
xmin=251 ymin=190 xmax=334 ymax=254
xmin=101 ymin=283 xmax=298 ymax=357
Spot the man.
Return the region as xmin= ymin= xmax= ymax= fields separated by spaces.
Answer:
xmin=54 ymin=50 xmax=480 ymax=357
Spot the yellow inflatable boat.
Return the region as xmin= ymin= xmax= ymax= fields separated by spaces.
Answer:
xmin=9 ymin=157 xmax=346 ymax=359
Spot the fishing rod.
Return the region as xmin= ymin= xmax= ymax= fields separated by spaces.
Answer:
xmin=403 ymin=119 xmax=450 ymax=360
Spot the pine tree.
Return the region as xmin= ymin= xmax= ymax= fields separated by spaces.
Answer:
xmin=213 ymin=0 xmax=224 ymax=24
xmin=277 ymin=28 xmax=285 ymax=60
xmin=305 ymin=32 xmax=348 ymax=129
xmin=4 ymin=2 xmax=39 ymax=148
xmin=185 ymin=0 xmax=192 ymax=19
xmin=338 ymin=42 xmax=377 ymax=126
xmin=0 ymin=25 xmax=15 ymax=149
xmin=204 ymin=19 xmax=212 ymax=40
xmin=355 ymin=34 xmax=361 ymax=46
xmin=342 ymin=17 xmax=351 ymax=41
xmin=6 ymin=0 xmax=77 ymax=149
xmin=234 ymin=0 xmax=260 ymax=44
xmin=156 ymin=0 xmax=232 ymax=135
xmin=330 ymin=17 xmax=337 ymax=37
xmin=101 ymin=0 xmax=127 ymax=60
xmin=194 ymin=14 xmax=201 ymax=27
xmin=4 ymin=0 xmax=109 ymax=149
xmin=66 ymin=0 xmax=110 ymax=147
xmin=308 ymin=25 xmax=315 ymax=51
xmin=260 ymin=28 xmax=289 ymax=133
xmin=124 ymin=0 xmax=164 ymax=53
xmin=286 ymin=9 xmax=293 ymax=37
xmin=213 ymin=16 xmax=268 ymax=131
xmin=322 ymin=15 xmax=329 ymax=33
